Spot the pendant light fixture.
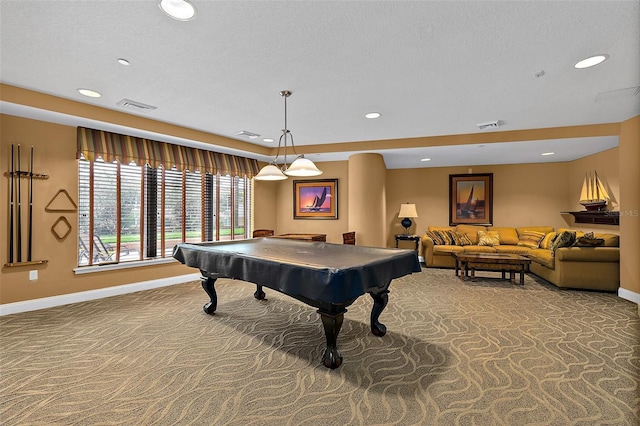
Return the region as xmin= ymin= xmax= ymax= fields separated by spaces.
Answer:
xmin=254 ymin=90 xmax=323 ymax=181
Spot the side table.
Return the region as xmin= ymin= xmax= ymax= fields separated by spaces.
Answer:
xmin=395 ymin=234 xmax=420 ymax=251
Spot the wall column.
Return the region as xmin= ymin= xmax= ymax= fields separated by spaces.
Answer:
xmin=618 ymin=115 xmax=640 ymax=315
xmin=348 ymin=153 xmax=386 ymax=247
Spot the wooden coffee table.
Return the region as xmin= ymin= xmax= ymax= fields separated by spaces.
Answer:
xmin=452 ymin=252 xmax=531 ymax=285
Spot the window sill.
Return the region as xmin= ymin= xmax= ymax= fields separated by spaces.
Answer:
xmin=74 ymin=257 xmax=178 ymax=275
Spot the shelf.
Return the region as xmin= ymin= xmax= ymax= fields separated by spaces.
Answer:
xmin=4 ymin=171 xmax=49 ymax=179
xmin=563 ymin=211 xmax=619 ymax=226
xmin=4 ymin=260 xmax=49 ymax=268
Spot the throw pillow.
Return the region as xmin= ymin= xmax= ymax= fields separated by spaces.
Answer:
xmin=477 ymin=230 xmax=500 ymax=246
xmin=436 ymin=230 xmax=456 ymax=245
xmin=425 ymin=230 xmax=444 ymax=245
xmin=517 ymin=230 xmax=545 ymax=249
xmin=575 ymin=231 xmax=605 ymax=247
xmin=456 ymin=232 xmax=474 ymax=246
xmin=539 ymin=232 xmax=557 ymax=250
xmin=550 ymin=230 xmax=577 ymax=256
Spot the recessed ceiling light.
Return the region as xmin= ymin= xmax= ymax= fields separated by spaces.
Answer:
xmin=420 ymin=158 xmax=431 ymax=162
xmin=159 ymin=0 xmax=196 ymax=21
xmin=117 ymin=58 xmax=130 ymax=66
xmin=541 ymin=152 xmax=555 ymax=156
xmin=574 ymin=54 xmax=608 ymax=69
xmin=263 ymin=138 xmax=274 ymax=143
xmin=77 ymin=88 xmax=102 ymax=98
xmin=365 ymin=112 xmax=381 ymax=119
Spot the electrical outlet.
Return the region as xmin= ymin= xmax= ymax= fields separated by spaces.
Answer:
xmin=29 ymin=270 xmax=38 ymax=281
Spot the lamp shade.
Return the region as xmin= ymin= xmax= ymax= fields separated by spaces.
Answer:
xmin=254 ymin=164 xmax=287 ymax=181
xmin=284 ymin=156 xmax=323 ymax=177
xmin=398 ymin=203 xmax=418 ymax=218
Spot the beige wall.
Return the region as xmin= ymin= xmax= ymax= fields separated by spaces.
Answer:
xmin=385 ymin=160 xmax=608 ymax=247
xmin=348 ymin=153 xmax=387 ymax=247
xmin=270 ymin=161 xmax=349 ymax=244
xmin=619 ymin=115 xmax=640 ymax=297
xmin=1 ymin=115 xmax=193 ymax=304
xmin=1 ymin=107 xmax=638 ymax=306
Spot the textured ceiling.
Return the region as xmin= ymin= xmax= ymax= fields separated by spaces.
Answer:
xmin=1 ymin=0 xmax=639 ymax=168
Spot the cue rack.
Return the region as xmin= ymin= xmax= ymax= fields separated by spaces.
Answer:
xmin=4 ymin=144 xmax=49 ymax=267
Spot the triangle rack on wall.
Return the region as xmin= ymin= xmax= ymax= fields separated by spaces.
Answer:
xmin=45 ymin=189 xmax=78 ymax=212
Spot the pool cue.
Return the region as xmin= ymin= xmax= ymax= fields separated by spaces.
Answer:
xmin=9 ymin=144 xmax=15 ymax=264
xmin=27 ymin=146 xmax=34 ymax=261
xmin=16 ymin=144 xmax=22 ymax=262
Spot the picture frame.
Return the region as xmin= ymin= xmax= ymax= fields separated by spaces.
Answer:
xmin=293 ymin=179 xmax=338 ymax=219
xmin=449 ymin=173 xmax=493 ymax=225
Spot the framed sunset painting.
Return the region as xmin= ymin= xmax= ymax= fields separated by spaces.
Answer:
xmin=449 ymin=173 xmax=493 ymax=225
xmin=293 ymin=179 xmax=338 ymax=219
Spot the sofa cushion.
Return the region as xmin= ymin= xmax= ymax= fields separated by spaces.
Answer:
xmin=494 ymin=245 xmax=533 ymax=255
xmin=456 ymin=225 xmax=487 ymax=244
xmin=463 ymin=245 xmax=497 ymax=253
xmin=555 ymin=247 xmax=620 ymax=262
xmin=528 ymin=248 xmax=555 ymax=269
xmin=517 ymin=230 xmax=545 ymax=249
xmin=540 ymin=232 xmax=557 ymax=249
xmin=433 ymin=245 xmax=464 ymax=254
xmin=594 ymin=233 xmax=619 ymax=247
xmin=516 ymin=226 xmax=554 ymax=238
xmin=478 ymin=230 xmax=500 ymax=246
xmin=428 ymin=226 xmax=455 ymax=232
xmin=488 ymin=227 xmax=519 ymax=245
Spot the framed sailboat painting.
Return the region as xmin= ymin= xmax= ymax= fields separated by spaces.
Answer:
xmin=449 ymin=173 xmax=493 ymax=225
xmin=293 ymin=179 xmax=338 ymax=219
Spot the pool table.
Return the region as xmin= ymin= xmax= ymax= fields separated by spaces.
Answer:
xmin=172 ymin=238 xmax=421 ymax=368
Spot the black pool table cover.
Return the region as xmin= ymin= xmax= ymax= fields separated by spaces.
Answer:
xmin=173 ymin=238 xmax=421 ymax=368
xmin=172 ymin=238 xmax=421 ymax=309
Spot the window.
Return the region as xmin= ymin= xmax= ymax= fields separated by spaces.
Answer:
xmin=78 ymin=159 xmax=253 ymax=266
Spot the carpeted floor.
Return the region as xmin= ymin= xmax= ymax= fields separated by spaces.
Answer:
xmin=1 ymin=268 xmax=639 ymax=425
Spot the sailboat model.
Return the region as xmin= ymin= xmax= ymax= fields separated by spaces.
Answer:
xmin=579 ymin=171 xmax=609 ymax=211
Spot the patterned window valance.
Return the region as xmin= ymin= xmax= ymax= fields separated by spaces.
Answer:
xmin=77 ymin=127 xmax=260 ymax=177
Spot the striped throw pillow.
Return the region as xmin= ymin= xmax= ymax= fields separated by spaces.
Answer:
xmin=517 ymin=230 xmax=545 ymax=249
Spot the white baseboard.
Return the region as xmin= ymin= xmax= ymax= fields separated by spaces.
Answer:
xmin=0 ymin=273 xmax=201 ymax=316
xmin=618 ymin=287 xmax=640 ymax=305
xmin=3 ymin=272 xmax=636 ymax=316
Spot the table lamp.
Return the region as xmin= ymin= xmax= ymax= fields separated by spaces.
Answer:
xmin=398 ymin=203 xmax=418 ymax=235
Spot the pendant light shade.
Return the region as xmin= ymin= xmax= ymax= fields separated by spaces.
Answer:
xmin=285 ymin=156 xmax=323 ymax=177
xmin=254 ymin=164 xmax=287 ymax=181
xmin=254 ymin=90 xmax=322 ymax=181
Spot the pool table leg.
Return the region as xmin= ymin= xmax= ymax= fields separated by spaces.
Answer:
xmin=370 ymin=289 xmax=389 ymax=336
xmin=318 ymin=309 xmax=345 ymax=369
xmin=254 ymin=285 xmax=266 ymax=300
xmin=201 ymin=276 xmax=218 ymax=315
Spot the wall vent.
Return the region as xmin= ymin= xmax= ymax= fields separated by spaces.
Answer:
xmin=476 ymin=120 xmax=502 ymax=130
xmin=117 ymin=99 xmax=157 ymax=112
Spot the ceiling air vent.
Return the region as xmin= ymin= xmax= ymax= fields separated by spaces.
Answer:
xmin=235 ymin=130 xmax=261 ymax=139
xmin=117 ymin=99 xmax=157 ymax=112
xmin=476 ymin=120 xmax=502 ymax=130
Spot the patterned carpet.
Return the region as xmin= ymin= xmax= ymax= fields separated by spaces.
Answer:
xmin=1 ymin=268 xmax=639 ymax=425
